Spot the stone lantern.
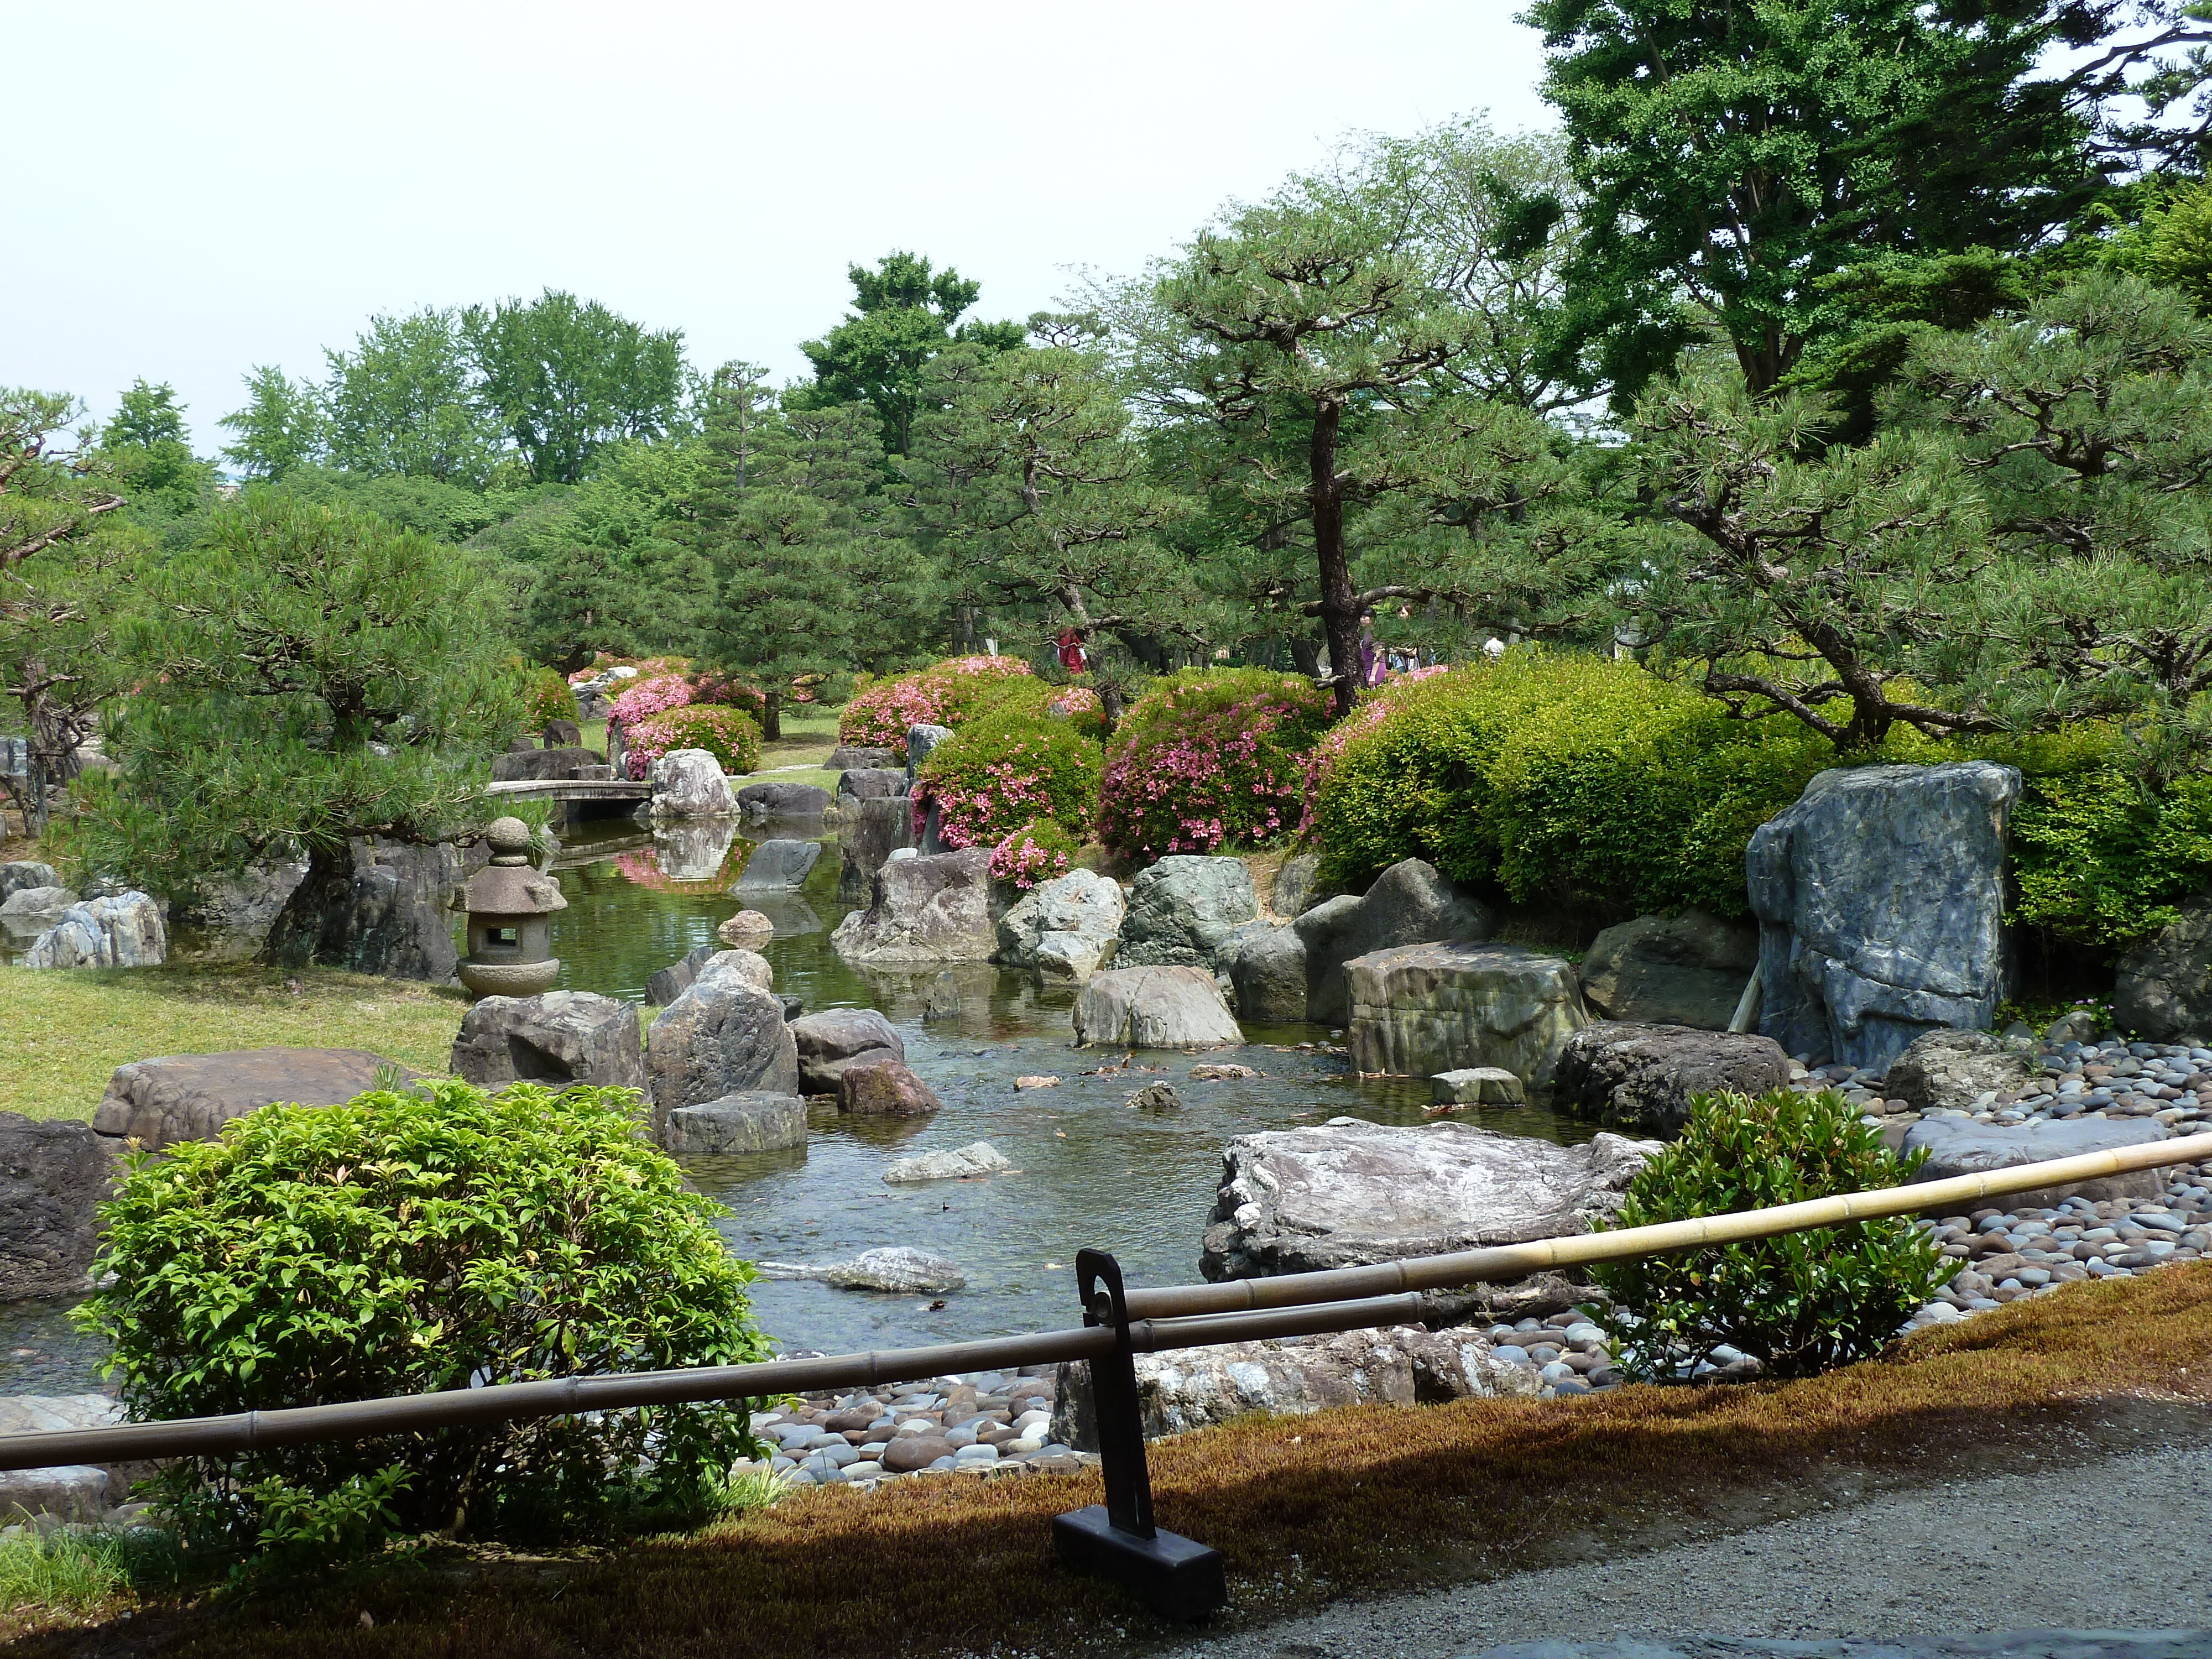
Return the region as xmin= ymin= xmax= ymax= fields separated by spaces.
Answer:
xmin=457 ymin=816 xmax=568 ymax=999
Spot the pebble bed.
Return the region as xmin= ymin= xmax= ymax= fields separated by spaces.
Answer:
xmin=1798 ymin=1034 xmax=2212 ymax=1130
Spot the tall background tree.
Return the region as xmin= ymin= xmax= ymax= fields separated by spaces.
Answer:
xmin=462 ymin=289 xmax=687 ymax=485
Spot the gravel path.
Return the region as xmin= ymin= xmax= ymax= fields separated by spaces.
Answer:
xmin=1161 ymin=1434 xmax=2212 ymax=1659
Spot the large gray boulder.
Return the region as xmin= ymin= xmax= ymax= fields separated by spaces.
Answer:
xmin=1270 ymin=851 xmax=1320 ymax=920
xmin=830 ymin=847 xmax=997 ymax=964
xmin=838 ymin=795 xmax=915 ymax=905
xmin=173 ymin=853 xmax=311 ymax=956
xmin=0 ymin=885 xmax=77 ymax=936
xmin=1199 ymin=1117 xmax=1656 ymax=1319
xmin=904 ymin=724 xmax=954 ymax=793
xmin=1884 ymin=1027 xmax=2041 ymax=1113
xmin=1578 ymin=909 xmax=1757 ymax=1030
xmin=646 ymin=943 xmax=717 ymax=1006
xmin=836 ymin=767 xmax=906 ymax=802
xmin=1050 ymin=1324 xmax=1531 ymax=1449
xmin=649 ymin=749 xmax=738 ymax=820
xmin=22 ymin=891 xmax=168 ymax=971
xmin=826 ymin=744 xmax=895 ymax=771
xmin=1220 ymin=923 xmax=1309 ymax=1024
xmin=95 ymin=1047 xmax=415 ymax=1149
xmin=0 ymin=861 xmax=59 ymax=900
xmin=2112 ymin=896 xmax=2212 ymax=1042
xmin=264 ymin=837 xmax=460 ymax=982
xmin=448 ymin=991 xmax=645 ymax=1093
xmin=733 ymin=837 xmax=821 ymax=892
xmin=789 ymin=1007 xmax=905 ymax=1093
xmin=1293 ymin=858 xmax=1495 ymax=1024
xmin=1115 ymin=856 xmax=1258 ymax=968
xmin=489 ymin=746 xmax=603 ymax=784
xmin=0 ymin=1115 xmax=116 ymax=1300
xmin=737 ymin=781 xmax=832 ymax=821
xmin=645 ymin=956 xmax=800 ymax=1134
xmin=1902 ymin=1115 xmax=2171 ymax=1209
xmin=1073 ymin=966 xmax=1243 ymax=1048
xmin=1344 ymin=942 xmax=1587 ymax=1092
xmin=1553 ymin=1022 xmax=1793 ymax=1131
xmin=661 ymin=1092 xmax=807 ymax=1155
xmin=1748 ymin=761 xmax=2019 ymax=1071
xmin=995 ymin=868 xmax=1125 ymax=983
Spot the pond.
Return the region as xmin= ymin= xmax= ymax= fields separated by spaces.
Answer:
xmin=0 ymin=813 xmax=1594 ymax=1392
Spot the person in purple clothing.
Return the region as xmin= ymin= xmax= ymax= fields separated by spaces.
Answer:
xmin=1357 ymin=612 xmax=1385 ymax=688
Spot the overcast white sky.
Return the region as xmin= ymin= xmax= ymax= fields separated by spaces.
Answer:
xmin=4 ymin=1 xmax=1555 ymax=453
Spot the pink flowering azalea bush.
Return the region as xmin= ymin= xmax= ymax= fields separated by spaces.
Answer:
xmin=623 ymin=704 xmax=763 ymax=780
xmin=839 ymin=656 xmax=1037 ymax=760
xmin=990 ymin=817 xmax=1080 ymax=889
xmin=608 ymin=672 xmax=694 ymax=727
xmin=1098 ymin=669 xmax=1334 ymax=862
xmin=915 ymin=709 xmax=1102 ymax=851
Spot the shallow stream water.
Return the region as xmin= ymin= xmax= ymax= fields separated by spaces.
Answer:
xmin=0 ymin=813 xmax=1590 ymax=1390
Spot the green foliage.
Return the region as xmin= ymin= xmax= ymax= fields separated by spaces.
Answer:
xmin=237 ymin=1466 xmax=413 ymax=1584
xmin=520 ymin=665 xmax=580 ymax=728
xmin=916 ymin=707 xmax=1103 ymax=851
xmin=2008 ymin=765 xmax=2212 ymax=947
xmin=461 ymin=290 xmax=686 ymax=486
xmin=76 ymin=1079 xmax=772 ymax=1550
xmin=80 ymin=491 xmax=523 ymax=905
xmin=1312 ymin=655 xmax=1852 ymax=917
xmin=1099 ymin=668 xmax=1335 ymax=861
xmin=1589 ymin=1088 xmax=1955 ymax=1380
xmin=989 ymin=815 xmax=1082 ymax=889
xmin=0 ymin=1522 xmax=184 ymax=1612
xmin=632 ymin=702 xmax=764 ymax=776
xmin=322 ymin=309 xmax=507 ymax=488
xmin=218 ymin=365 xmax=327 ymax=481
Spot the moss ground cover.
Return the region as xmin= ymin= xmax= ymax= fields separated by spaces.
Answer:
xmin=0 ymin=963 xmax=467 ymax=1123
xmin=11 ymin=1265 xmax=2211 ymax=1656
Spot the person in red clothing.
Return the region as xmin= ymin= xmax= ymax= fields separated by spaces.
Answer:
xmin=1057 ymin=627 xmax=1089 ymax=675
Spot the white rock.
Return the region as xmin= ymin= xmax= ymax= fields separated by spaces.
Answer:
xmin=22 ymin=892 xmax=166 ymax=969
xmin=649 ymin=749 xmax=737 ymax=820
xmin=882 ymin=1140 xmax=1012 ymax=1183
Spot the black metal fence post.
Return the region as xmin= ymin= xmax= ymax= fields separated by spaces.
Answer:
xmin=1052 ymin=1248 xmax=1227 ymax=1621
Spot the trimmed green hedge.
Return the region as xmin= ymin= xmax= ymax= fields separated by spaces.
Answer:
xmin=916 ymin=708 xmax=1103 ymax=851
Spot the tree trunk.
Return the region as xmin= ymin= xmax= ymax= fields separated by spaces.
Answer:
xmin=761 ymin=688 xmax=783 ymax=743
xmin=1310 ymin=403 xmax=1359 ymax=718
xmin=1288 ymin=633 xmax=1322 ymax=679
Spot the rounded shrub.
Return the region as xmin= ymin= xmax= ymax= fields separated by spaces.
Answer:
xmin=991 ymin=816 xmax=1081 ymax=889
xmin=916 ymin=708 xmax=1102 ymax=851
xmin=624 ymin=703 xmax=763 ymax=780
xmin=521 ymin=665 xmax=580 ymax=728
xmin=1099 ymin=669 xmax=1334 ymax=863
xmin=838 ymin=655 xmax=1036 ymax=760
xmin=76 ymin=1081 xmax=771 ymax=1551
xmin=608 ymin=670 xmax=693 ymax=729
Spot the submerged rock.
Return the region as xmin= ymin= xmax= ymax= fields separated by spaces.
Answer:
xmin=733 ymin=838 xmax=821 ymax=892
xmin=757 ymin=1245 xmax=967 ymax=1294
xmin=882 ymin=1140 xmax=1010 ymax=1183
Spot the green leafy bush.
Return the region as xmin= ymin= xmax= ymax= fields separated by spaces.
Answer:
xmin=76 ymin=1080 xmax=772 ymax=1554
xmin=1311 ymin=655 xmax=1860 ymax=918
xmin=624 ymin=702 xmax=764 ymax=779
xmin=2006 ymin=763 xmax=2212 ymax=948
xmin=521 ymin=665 xmax=580 ymax=728
xmin=916 ymin=708 xmax=1103 ymax=851
xmin=1589 ymin=1088 xmax=1955 ymax=1380
xmin=1099 ymin=669 xmax=1334 ymax=862
xmin=838 ymin=655 xmax=1039 ymax=759
xmin=990 ymin=815 xmax=1081 ymax=888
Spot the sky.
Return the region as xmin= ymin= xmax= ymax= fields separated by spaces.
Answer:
xmin=4 ymin=1 xmax=1556 ymax=455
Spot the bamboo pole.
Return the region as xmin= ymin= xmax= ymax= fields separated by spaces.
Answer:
xmin=1 ymin=1133 xmax=2203 ymax=1474
xmin=1120 ymin=1129 xmax=2212 ymax=1321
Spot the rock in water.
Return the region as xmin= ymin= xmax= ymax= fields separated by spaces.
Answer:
xmin=0 ymin=885 xmax=77 ymax=937
xmin=835 ymin=768 xmax=905 ymax=802
xmin=1073 ymin=966 xmax=1243 ymax=1048
xmin=1883 ymin=1027 xmax=2039 ymax=1114
xmin=1293 ymin=858 xmax=1495 ymax=1025
xmin=1747 ymin=760 xmax=2018 ymax=1070
xmin=1901 ymin=1116 xmax=2171 ymax=1209
xmin=645 ymin=956 xmax=800 ymax=1134
xmin=95 ymin=1048 xmax=417 ymax=1149
xmin=1219 ymin=922 xmax=1308 ymax=1022
xmin=881 ymin=1140 xmax=1011 ymax=1183
xmin=22 ymin=891 xmax=168 ymax=971
xmin=2112 ymin=897 xmax=2212 ymax=1042
xmin=0 ymin=1115 xmax=116 ymax=1299
xmin=1049 ymin=1325 xmax=1532 ymax=1448
xmin=448 ymin=992 xmax=644 ymax=1092
xmin=1431 ymin=1067 xmax=1525 ymax=1107
xmin=1126 ymin=1082 xmax=1185 ymax=1111
xmin=1577 ymin=909 xmax=1757 ymax=1030
xmin=1343 ymin=942 xmax=1585 ymax=1091
xmin=830 ymin=848 xmax=997 ymax=964
xmin=837 ymin=796 xmax=914 ymax=905
xmin=734 ymin=838 xmax=821 ymax=892
xmin=838 ymin=1057 xmax=943 ymax=1115
xmin=717 ymin=909 xmax=775 ymax=949
xmin=736 ymin=781 xmax=832 ymax=821
xmin=922 ymin=969 xmax=962 ymax=1022
xmin=1552 ymin=1022 xmax=1792 ymax=1131
xmin=646 ymin=944 xmax=719 ymax=1006
xmin=649 ymin=749 xmax=738 ymax=820
xmin=995 ymin=868 xmax=1125 ymax=983
xmin=1199 ymin=1117 xmax=1656 ymax=1312
xmin=756 ymin=1246 xmax=966 ymax=1294
xmin=789 ymin=1008 xmax=905 ymax=1093
xmin=263 ymin=837 xmax=458 ymax=982
xmin=660 ymin=1092 xmax=807 ymax=1155
xmin=1114 ymin=856 xmax=1257 ymax=968
xmin=0 ymin=861 xmax=60 ymax=901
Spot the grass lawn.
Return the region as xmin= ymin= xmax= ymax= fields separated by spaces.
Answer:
xmin=0 ymin=963 xmax=467 ymax=1123
xmin=8 ymin=1265 xmax=2211 ymax=1656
